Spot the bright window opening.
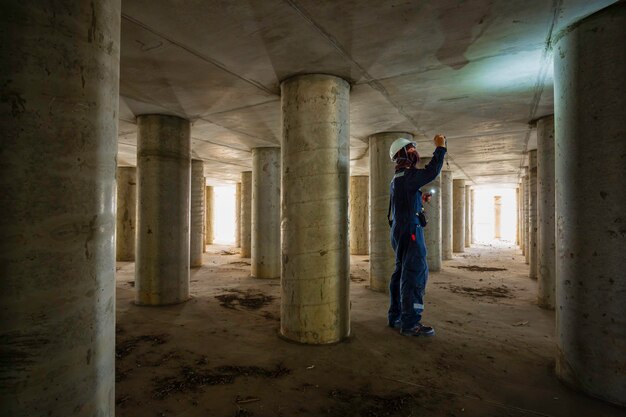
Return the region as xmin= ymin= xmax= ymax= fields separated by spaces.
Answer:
xmin=212 ymin=185 xmax=236 ymax=245
xmin=473 ymin=187 xmax=517 ymax=243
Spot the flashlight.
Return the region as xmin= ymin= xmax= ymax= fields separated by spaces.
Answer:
xmin=430 ymin=189 xmax=436 ymax=194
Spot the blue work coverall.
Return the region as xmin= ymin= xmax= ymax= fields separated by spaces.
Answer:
xmin=388 ymin=147 xmax=447 ymax=330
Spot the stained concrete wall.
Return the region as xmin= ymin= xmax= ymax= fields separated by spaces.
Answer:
xmin=240 ymin=172 xmax=252 ymax=257
xmin=135 ymin=115 xmax=190 ymax=306
xmin=441 ymin=170 xmax=453 ymax=260
xmin=536 ymin=116 xmax=555 ymax=309
xmin=116 ymin=167 xmax=136 ymax=261
xmin=0 ymin=1 xmax=120 ymax=414
xmin=453 ymin=179 xmax=466 ymax=253
xmin=190 ymin=160 xmax=205 ymax=267
xmin=554 ymin=2 xmax=626 ymax=405
xmin=280 ymin=74 xmax=350 ymax=344
xmin=349 ymin=176 xmax=369 ymax=255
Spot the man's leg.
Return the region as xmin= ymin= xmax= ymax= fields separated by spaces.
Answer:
xmin=399 ymin=238 xmax=420 ymax=330
xmin=388 ymin=230 xmax=403 ymax=326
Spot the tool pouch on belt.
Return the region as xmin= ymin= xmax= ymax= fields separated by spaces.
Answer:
xmin=418 ymin=210 xmax=428 ymax=228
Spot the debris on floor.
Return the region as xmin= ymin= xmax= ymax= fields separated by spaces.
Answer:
xmin=326 ymin=388 xmax=438 ymax=417
xmin=448 ymin=285 xmax=512 ymax=299
xmin=350 ymin=274 xmax=366 ymax=283
xmin=451 ymin=265 xmax=508 ymax=272
xmin=116 ymin=334 xmax=168 ymax=359
xmin=152 ymin=364 xmax=291 ymax=399
xmin=215 ymin=289 xmax=275 ymax=310
xmin=228 ymin=261 xmax=251 ymax=266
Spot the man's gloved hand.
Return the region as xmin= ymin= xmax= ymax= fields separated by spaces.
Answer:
xmin=434 ymin=134 xmax=446 ymax=148
xmin=422 ymin=193 xmax=432 ymax=203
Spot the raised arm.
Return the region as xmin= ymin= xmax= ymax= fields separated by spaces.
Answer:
xmin=407 ymin=134 xmax=447 ymax=189
xmin=421 ymin=145 xmax=447 ymax=185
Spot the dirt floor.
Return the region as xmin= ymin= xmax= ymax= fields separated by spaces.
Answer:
xmin=115 ymin=242 xmax=623 ymax=417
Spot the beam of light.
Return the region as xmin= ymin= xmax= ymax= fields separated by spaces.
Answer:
xmin=471 ymin=50 xmax=552 ymax=93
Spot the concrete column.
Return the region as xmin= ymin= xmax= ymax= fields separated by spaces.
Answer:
xmin=464 ymin=185 xmax=472 ymax=247
xmin=516 ymin=187 xmax=521 ymax=246
xmin=470 ymin=189 xmax=476 ymax=244
xmin=420 ymin=159 xmax=442 ymax=271
xmin=202 ymin=179 xmax=207 ymax=253
xmin=523 ymin=171 xmax=530 ymax=264
xmin=370 ymin=132 xmax=414 ymax=292
xmin=116 ymin=167 xmax=137 ymax=261
xmin=528 ymin=150 xmax=538 ymax=279
xmin=281 ymin=74 xmax=350 ymax=344
xmin=494 ymin=196 xmax=502 ymax=239
xmin=235 ymin=182 xmax=242 ymax=247
xmin=537 ymin=115 xmax=556 ymax=309
xmin=0 ymin=1 xmax=119 ymax=414
xmin=251 ymin=147 xmax=281 ymax=279
xmin=554 ymin=2 xmax=626 ymax=405
xmin=453 ymin=179 xmax=466 ymax=253
xmin=349 ymin=176 xmax=369 ymax=255
xmin=519 ymin=181 xmax=525 ymax=253
xmin=190 ymin=160 xmax=205 ymax=267
xmin=240 ymin=172 xmax=252 ymax=257
xmin=136 ymin=115 xmax=190 ymax=306
xmin=205 ymin=186 xmax=214 ymax=246
xmin=441 ymin=170 xmax=454 ymax=260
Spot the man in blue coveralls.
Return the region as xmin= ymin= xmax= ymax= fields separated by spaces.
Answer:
xmin=387 ymin=134 xmax=447 ymax=336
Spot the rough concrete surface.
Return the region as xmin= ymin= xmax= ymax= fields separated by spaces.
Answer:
xmin=113 ymin=243 xmax=624 ymax=417
xmin=0 ymin=1 xmax=120 ymax=415
xmin=190 ymin=160 xmax=205 ymax=267
xmin=117 ymin=167 xmax=137 ymax=262
xmin=553 ymin=1 xmax=626 ymax=405
xmin=349 ymin=176 xmax=369 ymax=256
xmin=280 ymin=74 xmax=350 ymax=344
xmin=113 ymin=0 xmax=618 ymax=185
xmin=135 ymin=115 xmax=191 ymax=306
xmin=251 ymin=147 xmax=281 ymax=279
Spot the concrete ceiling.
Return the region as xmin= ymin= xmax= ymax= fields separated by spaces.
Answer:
xmin=117 ymin=0 xmax=617 ymax=186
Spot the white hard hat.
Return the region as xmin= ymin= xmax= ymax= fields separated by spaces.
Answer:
xmin=389 ymin=138 xmax=416 ymax=161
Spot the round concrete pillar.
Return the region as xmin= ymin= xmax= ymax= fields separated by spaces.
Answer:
xmin=235 ymin=182 xmax=242 ymax=247
xmin=554 ymin=2 xmax=626 ymax=405
xmin=240 ymin=172 xmax=252 ymax=257
xmin=190 ymin=160 xmax=205 ymax=267
xmin=470 ymin=189 xmax=476 ymax=244
xmin=528 ymin=150 xmax=538 ymax=279
xmin=0 ymin=1 xmax=119 ymax=414
xmin=453 ymin=179 xmax=466 ymax=253
xmin=349 ymin=176 xmax=369 ymax=255
xmin=420 ymin=160 xmax=442 ymax=271
xmin=464 ymin=185 xmax=472 ymax=247
xmin=280 ymin=74 xmax=350 ymax=344
xmin=251 ymin=147 xmax=281 ymax=279
xmin=370 ymin=132 xmax=414 ymax=292
xmin=116 ymin=167 xmax=137 ymax=261
xmin=441 ymin=170 xmax=453 ymax=260
xmin=516 ymin=187 xmax=521 ymax=247
xmin=536 ymin=116 xmax=556 ymax=309
xmin=136 ymin=115 xmax=190 ymax=306
xmin=205 ymin=186 xmax=214 ymax=246
xmin=523 ymin=170 xmax=530 ymax=264
xmin=495 ymin=195 xmax=503 ymax=239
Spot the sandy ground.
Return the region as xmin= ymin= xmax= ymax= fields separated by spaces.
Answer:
xmin=115 ymin=242 xmax=623 ymax=417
